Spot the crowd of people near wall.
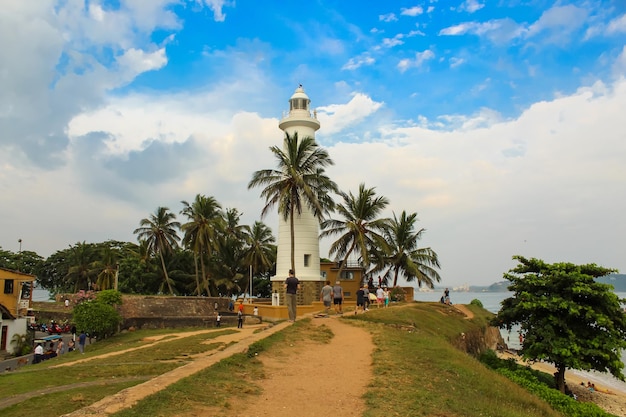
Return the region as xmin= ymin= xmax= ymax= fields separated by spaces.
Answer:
xmin=318 ymin=275 xmax=393 ymax=317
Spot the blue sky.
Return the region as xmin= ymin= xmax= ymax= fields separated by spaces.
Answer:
xmin=1 ymin=0 xmax=625 ymax=287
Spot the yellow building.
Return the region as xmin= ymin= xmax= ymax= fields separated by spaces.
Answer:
xmin=0 ymin=267 xmax=35 ymax=354
xmin=319 ymin=260 xmax=366 ymax=301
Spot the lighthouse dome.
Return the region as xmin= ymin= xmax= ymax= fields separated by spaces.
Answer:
xmin=289 ymin=85 xmax=310 ymax=111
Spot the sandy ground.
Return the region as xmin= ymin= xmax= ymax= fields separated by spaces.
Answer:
xmin=236 ymin=315 xmax=374 ymax=417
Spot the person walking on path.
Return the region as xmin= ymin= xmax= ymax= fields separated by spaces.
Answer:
xmin=78 ymin=331 xmax=87 ymax=354
xmin=284 ymin=269 xmax=300 ymax=322
xmin=384 ymin=288 xmax=390 ymax=308
xmin=356 ymin=285 xmax=365 ymax=314
xmin=332 ymin=281 xmax=344 ymax=314
xmin=216 ymin=313 xmax=221 ymax=328
xmin=237 ymin=310 xmax=244 ymax=328
xmin=320 ymin=280 xmax=333 ymax=313
xmin=71 ymin=324 xmax=77 ymax=342
xmin=363 ymin=286 xmax=370 ymax=311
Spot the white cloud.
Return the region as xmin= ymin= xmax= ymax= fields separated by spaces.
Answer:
xmin=116 ymin=48 xmax=168 ymax=78
xmin=324 ymin=78 xmax=626 ymax=284
xmin=460 ymin=0 xmax=484 ymax=13
xmin=607 ymin=13 xmax=626 ymax=34
xmin=194 ymin=0 xmax=233 ymax=22
xmin=382 ymin=35 xmax=405 ymax=48
xmin=342 ymin=54 xmax=376 ymax=70
xmin=315 ymin=93 xmax=384 ymax=135
xmin=614 ymin=46 xmax=626 ymax=76
xmin=401 ymin=7 xmax=424 ymax=17
xmin=449 ymin=57 xmax=465 ymax=68
xmin=439 ymin=19 xmax=525 ymax=44
xmin=526 ymin=4 xmax=588 ymax=40
xmin=379 ymin=13 xmax=397 ymax=23
xmin=397 ymin=50 xmax=435 ymax=72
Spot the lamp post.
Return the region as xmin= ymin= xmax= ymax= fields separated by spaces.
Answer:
xmin=17 ymin=238 xmax=22 ymax=271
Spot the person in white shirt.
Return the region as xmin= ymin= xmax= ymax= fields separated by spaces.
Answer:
xmin=34 ymin=343 xmax=44 ymax=363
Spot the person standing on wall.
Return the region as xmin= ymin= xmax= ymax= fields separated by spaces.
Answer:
xmin=284 ymin=269 xmax=300 ymax=322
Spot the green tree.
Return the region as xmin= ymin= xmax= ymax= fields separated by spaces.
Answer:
xmin=38 ymin=248 xmax=72 ymax=294
xmin=73 ymin=300 xmax=122 ymax=339
xmin=209 ymin=208 xmax=249 ymax=297
xmin=243 ymin=220 xmax=276 ymax=287
xmin=493 ymin=256 xmax=626 ymax=393
xmin=180 ymin=195 xmax=223 ymax=295
xmin=93 ymin=245 xmax=120 ymax=291
xmin=134 ymin=207 xmax=181 ymax=295
xmin=248 ymin=132 xmax=337 ymax=273
xmin=0 ymin=248 xmax=43 ymax=274
xmin=379 ymin=210 xmax=441 ymax=287
xmin=66 ymin=241 xmax=98 ymax=292
xmin=320 ymin=183 xmax=390 ymax=280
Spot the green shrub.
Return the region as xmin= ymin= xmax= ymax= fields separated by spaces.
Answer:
xmin=470 ymin=298 xmax=483 ymax=308
xmin=479 ymin=351 xmax=613 ymax=417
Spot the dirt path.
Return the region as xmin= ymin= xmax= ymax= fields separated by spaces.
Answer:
xmin=62 ymin=323 xmax=291 ymax=416
xmin=236 ymin=315 xmax=375 ymax=417
xmin=453 ymin=303 xmax=474 ymax=319
xmin=59 ymin=312 xmax=374 ymax=417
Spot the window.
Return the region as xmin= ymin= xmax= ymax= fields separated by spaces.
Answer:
xmin=4 ymin=279 xmax=14 ymax=294
xmin=21 ymin=281 xmax=31 ymax=298
xmin=304 ymin=254 xmax=311 ymax=267
xmin=340 ymin=271 xmax=354 ymax=280
xmin=321 ymin=271 xmax=327 ymax=278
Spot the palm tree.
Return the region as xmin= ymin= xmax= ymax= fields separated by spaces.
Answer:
xmin=93 ymin=245 xmax=119 ymax=291
xmin=180 ymin=195 xmax=222 ymax=295
xmin=380 ymin=210 xmax=441 ymax=288
xmin=248 ymin=132 xmax=337 ymax=273
xmin=133 ymin=207 xmax=181 ymax=295
xmin=66 ymin=241 xmax=98 ymax=292
xmin=320 ymin=183 xmax=390 ymax=280
xmin=243 ymin=221 xmax=276 ymax=296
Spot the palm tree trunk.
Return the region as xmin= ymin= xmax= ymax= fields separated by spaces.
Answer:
xmin=289 ymin=205 xmax=296 ymax=274
xmin=193 ymin=253 xmax=200 ymax=296
xmin=200 ymin=249 xmax=209 ymax=296
xmin=393 ymin=267 xmax=400 ymax=287
xmin=159 ymin=252 xmax=174 ymax=295
xmin=336 ymin=241 xmax=357 ymax=282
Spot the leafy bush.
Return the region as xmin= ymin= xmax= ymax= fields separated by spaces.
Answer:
xmin=11 ymin=333 xmax=33 ymax=356
xmin=96 ymin=289 xmax=122 ymax=306
xmin=470 ymin=298 xmax=483 ymax=308
xmin=479 ymin=350 xmax=613 ymax=417
xmin=73 ymin=300 xmax=122 ymax=339
xmin=390 ymin=286 xmax=406 ymax=302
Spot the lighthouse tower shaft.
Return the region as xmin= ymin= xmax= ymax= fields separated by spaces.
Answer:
xmin=272 ymin=86 xmax=324 ymax=305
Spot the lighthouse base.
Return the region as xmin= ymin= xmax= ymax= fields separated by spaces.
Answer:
xmin=271 ymin=280 xmax=325 ymax=306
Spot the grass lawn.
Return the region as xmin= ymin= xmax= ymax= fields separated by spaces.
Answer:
xmin=2 ymin=303 xmax=567 ymax=416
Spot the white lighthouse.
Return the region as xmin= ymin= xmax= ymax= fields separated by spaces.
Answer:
xmin=273 ymin=85 xmax=323 ymax=304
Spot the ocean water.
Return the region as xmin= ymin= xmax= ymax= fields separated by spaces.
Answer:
xmin=32 ymin=287 xmax=53 ymax=302
xmin=414 ymin=290 xmax=626 ymax=393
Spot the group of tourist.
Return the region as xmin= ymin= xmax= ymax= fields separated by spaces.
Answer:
xmin=33 ymin=330 xmax=88 ymax=364
xmin=284 ymin=270 xmax=398 ymax=321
